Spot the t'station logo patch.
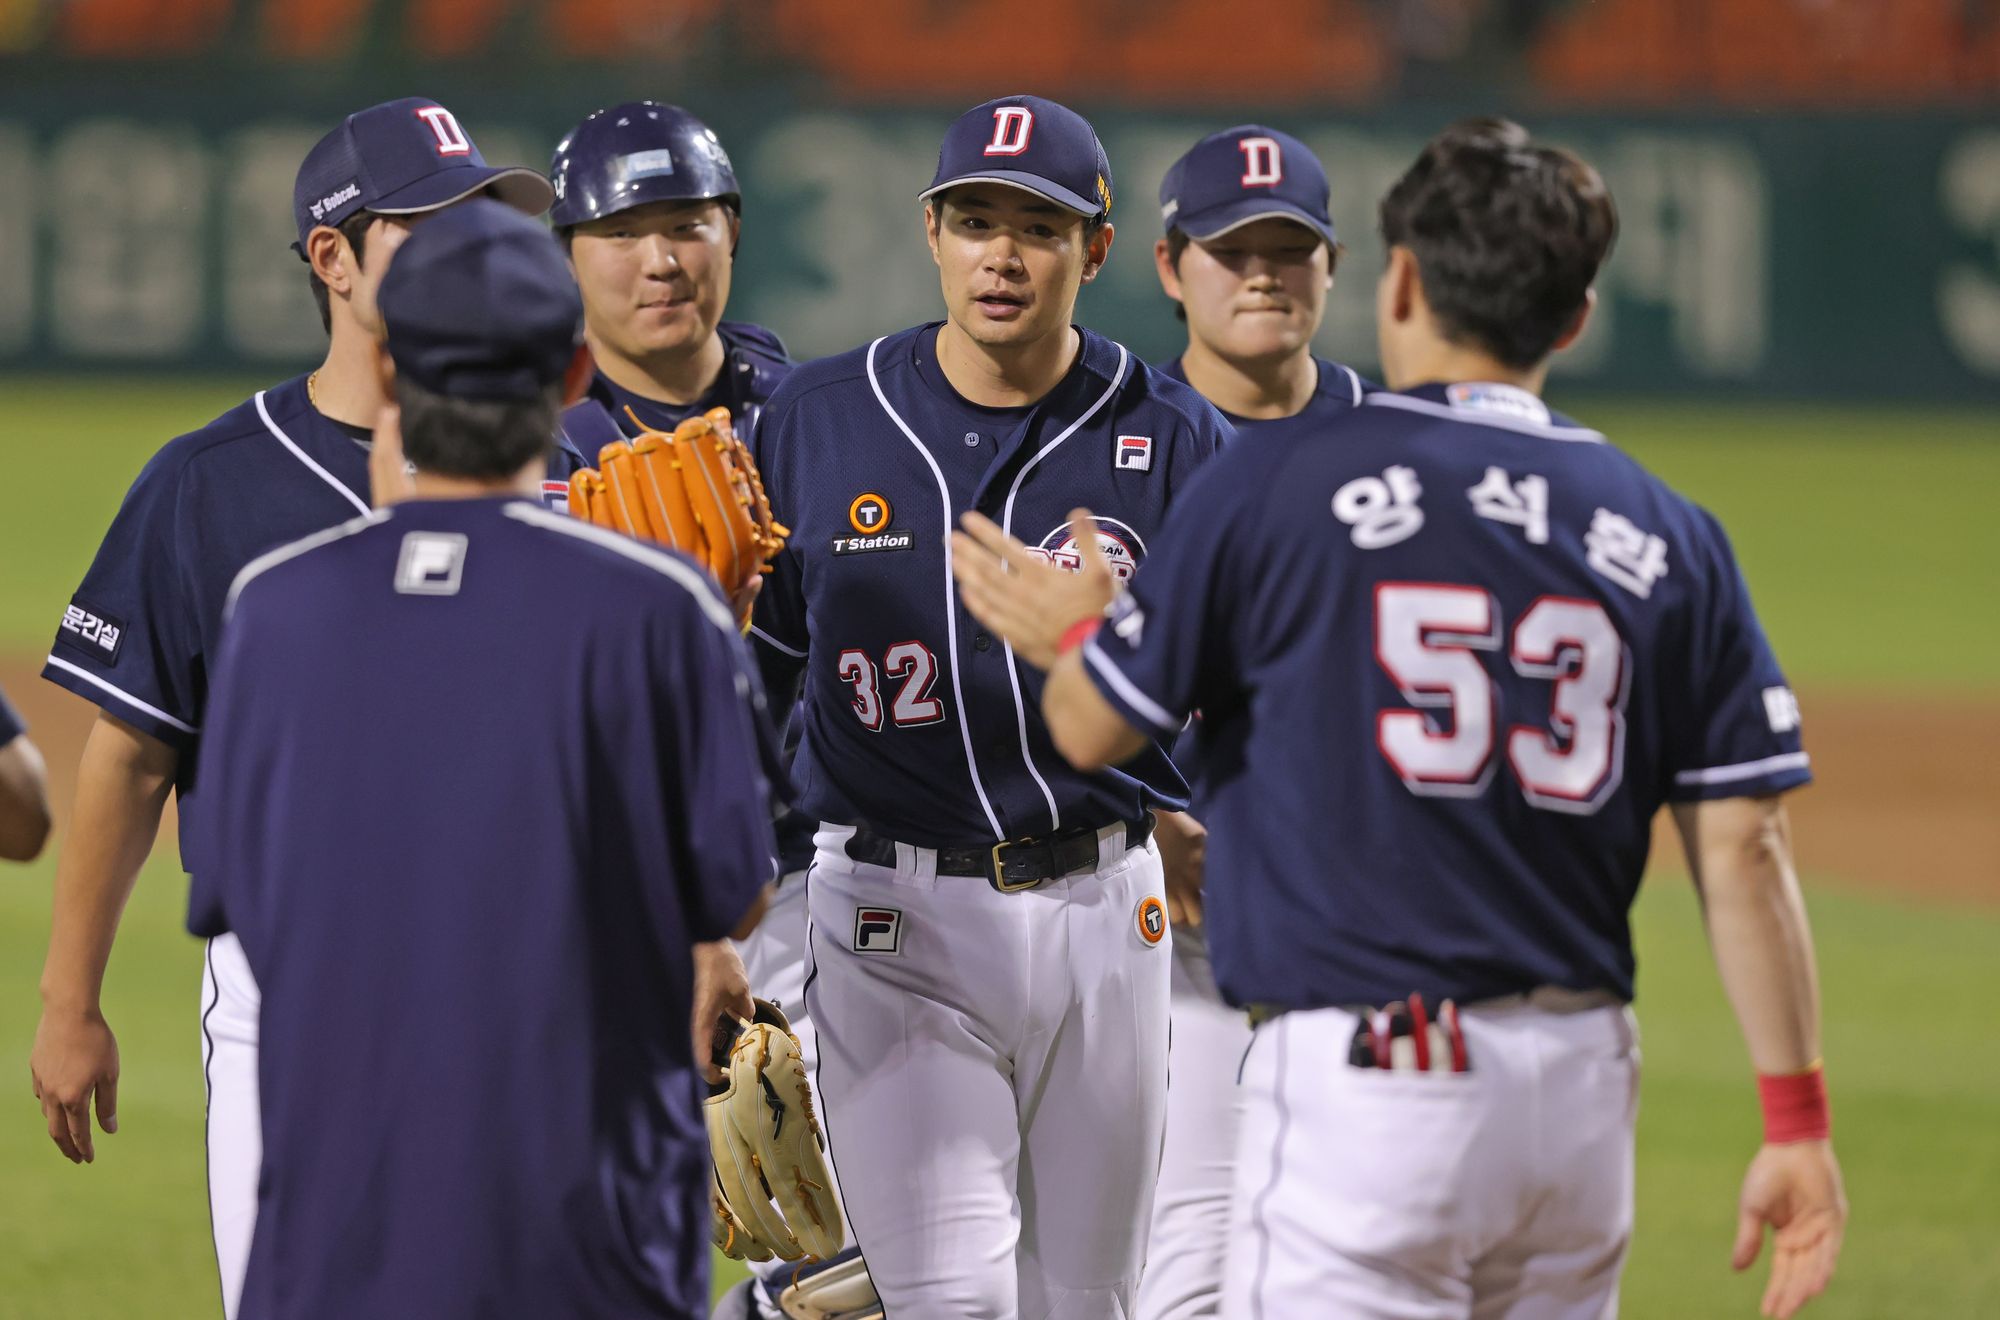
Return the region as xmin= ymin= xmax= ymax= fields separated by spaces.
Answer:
xmin=849 ymin=492 xmax=892 ymax=535
xmin=59 ymin=602 xmax=125 ymax=662
xmin=1136 ymin=895 xmax=1167 ymax=946
xmin=393 ymin=532 xmax=469 ymax=596
xmin=834 ymin=492 xmax=912 ymax=555
xmin=852 ymin=906 xmax=904 ymax=955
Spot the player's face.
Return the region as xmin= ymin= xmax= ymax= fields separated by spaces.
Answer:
xmin=568 ymin=200 xmax=737 ymax=364
xmin=1160 ymin=219 xmax=1331 ymax=366
xmin=349 ymin=216 xmax=417 ymax=338
xmin=927 ymin=187 xmax=1106 ymax=350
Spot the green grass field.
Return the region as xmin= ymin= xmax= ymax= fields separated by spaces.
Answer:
xmin=1 ymin=379 xmax=1996 ymax=1316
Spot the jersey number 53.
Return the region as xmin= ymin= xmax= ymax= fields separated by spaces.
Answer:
xmin=1374 ymin=582 xmax=1629 ymax=816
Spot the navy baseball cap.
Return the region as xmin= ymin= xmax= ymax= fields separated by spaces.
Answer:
xmin=1159 ymin=126 xmax=1336 ymax=246
xmin=292 ymin=97 xmax=555 ymax=257
xmin=376 ymin=199 xmax=583 ymax=402
xmin=921 ymin=95 xmax=1113 ymax=222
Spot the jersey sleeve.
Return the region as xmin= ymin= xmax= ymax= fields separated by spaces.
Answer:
xmin=42 ymin=447 xmax=204 ymax=750
xmin=745 ymin=387 xmax=810 ymax=703
xmin=651 ymin=593 xmax=782 ymax=944
xmin=0 ymin=684 xmax=24 ymax=748
xmin=1662 ymin=509 xmax=1813 ymax=802
xmin=1081 ymin=447 xmax=1257 ymax=739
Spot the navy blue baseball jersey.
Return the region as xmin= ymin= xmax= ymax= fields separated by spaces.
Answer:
xmin=1083 ymin=381 xmax=1811 ymax=1009
xmin=751 ymin=322 xmax=1230 ymax=846
xmin=0 ymin=683 xmax=23 ymax=748
xmin=42 ymin=377 xmax=580 ymax=863
xmin=1159 ymin=353 xmax=1374 ymax=790
xmin=186 ymin=496 xmax=776 ymax=1320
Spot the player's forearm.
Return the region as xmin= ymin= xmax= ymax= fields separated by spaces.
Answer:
xmin=38 ymin=716 xmax=177 ymax=1014
xmin=1675 ymin=796 xmax=1822 ymax=1074
xmin=0 ymin=738 xmax=53 ymax=861
xmin=1044 ymin=655 xmax=1148 ymax=770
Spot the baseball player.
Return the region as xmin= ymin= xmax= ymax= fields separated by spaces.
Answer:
xmin=28 ymin=98 xmax=571 ymax=1318
xmin=186 ymin=199 xmax=777 ymax=1318
xmin=748 ymin=94 xmax=1231 ymax=1317
xmin=953 ymin=118 xmax=1846 ymax=1319
xmin=1140 ymin=125 xmax=1373 ymax=1320
xmin=542 ymin=103 xmax=840 ymax=1320
xmin=0 ymin=683 xmax=51 ymax=861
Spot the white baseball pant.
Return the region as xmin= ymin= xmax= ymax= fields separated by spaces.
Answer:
xmin=199 ymin=932 xmax=261 ymax=1320
xmin=1137 ymin=927 xmax=1251 ymax=1320
xmin=804 ymin=823 xmax=1172 ymax=1320
xmin=1223 ymin=999 xmax=1639 ymax=1320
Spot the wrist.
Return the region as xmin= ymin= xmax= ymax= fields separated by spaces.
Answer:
xmin=1057 ymin=616 xmax=1102 ymax=656
xmin=1757 ymin=1060 xmax=1831 ymax=1144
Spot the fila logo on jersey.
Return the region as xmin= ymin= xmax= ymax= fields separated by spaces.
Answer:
xmin=1136 ymin=896 xmax=1167 ymax=945
xmin=1030 ymin=516 xmax=1144 ymax=582
xmin=1238 ymin=136 xmax=1283 ymax=187
xmin=985 ymin=106 xmax=1034 ymax=156
xmin=59 ymin=602 xmax=125 ymax=661
xmin=853 ymin=906 xmax=903 ymax=954
xmin=540 ymin=480 xmax=570 ymax=513
xmin=394 ymin=532 xmax=469 ymax=596
xmin=1115 ymin=435 xmax=1153 ymax=472
xmin=416 ymin=105 xmax=472 ymax=157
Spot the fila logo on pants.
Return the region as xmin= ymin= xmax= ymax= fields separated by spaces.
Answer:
xmin=853 ymin=907 xmax=903 ymax=954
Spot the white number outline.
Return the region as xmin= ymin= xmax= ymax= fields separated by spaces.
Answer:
xmin=1374 ymin=583 xmax=1631 ymax=815
xmin=836 ymin=648 xmax=883 ymax=731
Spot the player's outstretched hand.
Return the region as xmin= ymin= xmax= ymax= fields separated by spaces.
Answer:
xmin=29 ymin=1007 xmax=119 ymax=1164
xmin=1732 ymin=1139 xmax=1846 ymax=1318
xmin=692 ymin=941 xmax=755 ymax=1086
xmin=951 ymin=509 xmax=1118 ymax=671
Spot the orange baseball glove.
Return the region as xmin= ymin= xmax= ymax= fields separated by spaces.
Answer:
xmin=568 ymin=407 xmax=788 ymax=622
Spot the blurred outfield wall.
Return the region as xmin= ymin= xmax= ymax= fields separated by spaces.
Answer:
xmin=0 ymin=90 xmax=1997 ymax=399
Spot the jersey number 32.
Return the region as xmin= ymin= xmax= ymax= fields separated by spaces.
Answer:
xmin=1374 ymin=582 xmax=1629 ymax=816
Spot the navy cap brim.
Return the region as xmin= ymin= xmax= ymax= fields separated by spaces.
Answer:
xmin=370 ymin=165 xmax=555 ymax=220
xmin=919 ymin=171 xmax=1100 ymax=218
xmin=1177 ymin=197 xmax=1335 ymax=246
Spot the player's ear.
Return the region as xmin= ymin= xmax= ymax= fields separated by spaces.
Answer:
xmin=306 ymin=226 xmax=352 ymax=296
xmin=1080 ymin=222 xmax=1114 ymax=285
xmin=1551 ymin=287 xmax=1596 ymax=356
xmin=1384 ymin=246 xmax=1421 ymax=325
xmin=561 ymin=342 xmax=595 ymax=408
xmin=923 ymin=202 xmax=942 ymax=267
xmin=1152 ymin=236 xmax=1182 ymax=303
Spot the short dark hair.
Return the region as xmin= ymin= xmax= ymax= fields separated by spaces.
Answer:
xmin=392 ymin=375 xmax=559 ymax=480
xmin=1163 ymin=227 xmax=1342 ymax=323
xmin=308 ymin=211 xmax=378 ymax=335
xmin=1377 ymin=117 xmax=1617 ymax=370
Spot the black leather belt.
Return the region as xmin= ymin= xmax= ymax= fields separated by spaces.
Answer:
xmin=844 ymin=815 xmax=1155 ymax=893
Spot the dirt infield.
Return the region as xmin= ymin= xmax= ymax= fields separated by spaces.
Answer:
xmin=3 ymin=654 xmax=1991 ymax=904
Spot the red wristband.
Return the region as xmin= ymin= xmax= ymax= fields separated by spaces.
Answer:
xmin=1057 ymin=616 xmax=1103 ymax=656
xmin=1757 ymin=1062 xmax=1831 ymax=1144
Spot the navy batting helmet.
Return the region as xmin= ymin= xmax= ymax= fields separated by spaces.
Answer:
xmin=548 ymin=102 xmax=740 ymax=230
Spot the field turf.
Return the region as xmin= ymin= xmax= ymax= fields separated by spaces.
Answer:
xmin=0 ymin=379 xmax=1994 ymax=1316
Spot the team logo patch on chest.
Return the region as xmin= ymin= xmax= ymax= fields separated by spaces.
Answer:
xmin=834 ymin=491 xmax=913 ymax=555
xmin=1026 ymin=516 xmax=1145 ymax=582
xmin=852 ymin=906 xmax=903 ymax=954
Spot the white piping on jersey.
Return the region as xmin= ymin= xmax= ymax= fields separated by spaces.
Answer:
xmin=44 ymin=655 xmax=199 ymax=735
xmin=864 ymin=337 xmax=1005 ymax=840
xmin=254 ymin=391 xmax=371 ymax=514
xmin=749 ymin=625 xmax=807 ymax=659
xmin=1079 ymin=637 xmax=1179 ymax=735
xmin=225 ymin=511 xmax=388 ymax=620
xmin=1672 ymin=751 xmax=1811 ymax=787
xmin=504 ymin=504 xmax=741 ymax=637
xmin=1339 ymin=363 xmax=1363 ymax=406
xmin=998 ymin=343 xmax=1131 ymax=832
xmin=1364 ymin=392 xmax=1605 ymax=443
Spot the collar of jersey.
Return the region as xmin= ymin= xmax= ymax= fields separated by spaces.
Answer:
xmin=907 ymin=320 xmax=1121 ymax=417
